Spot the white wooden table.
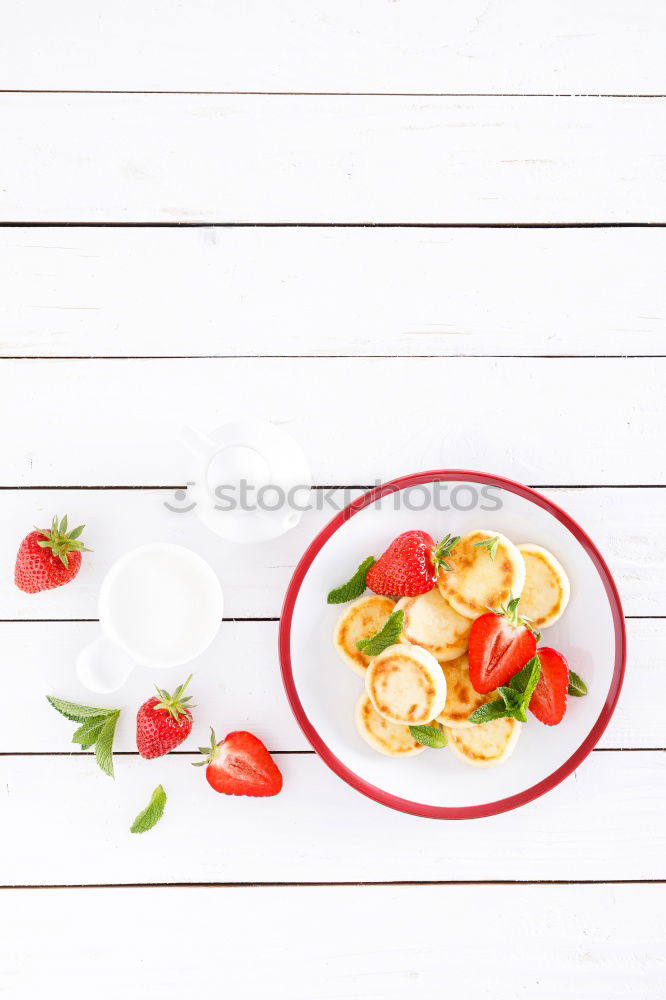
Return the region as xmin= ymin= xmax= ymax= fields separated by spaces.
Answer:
xmin=2 ymin=4 xmax=665 ymax=995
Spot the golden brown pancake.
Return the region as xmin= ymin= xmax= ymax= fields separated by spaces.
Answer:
xmin=395 ymin=589 xmax=471 ymax=662
xmin=517 ymin=543 xmax=570 ymax=628
xmin=354 ymin=693 xmax=427 ymax=757
xmin=436 ymin=653 xmax=496 ymax=728
xmin=446 ymin=717 xmax=521 ymax=768
xmin=333 ymin=595 xmax=396 ymax=676
xmin=365 ymin=642 xmax=447 ymax=725
xmin=437 ymin=529 xmax=525 ymax=619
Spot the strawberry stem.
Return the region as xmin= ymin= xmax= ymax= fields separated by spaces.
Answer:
xmin=153 ymin=674 xmax=194 ymax=722
xmin=432 ymin=534 xmax=461 ymax=573
xmin=192 ymin=727 xmax=219 ymax=767
xmin=487 ymin=593 xmax=541 ymax=641
xmin=36 ymin=514 xmax=91 ymax=569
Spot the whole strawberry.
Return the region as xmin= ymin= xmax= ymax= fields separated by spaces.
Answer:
xmin=15 ymin=515 xmax=90 ymax=593
xmin=136 ymin=676 xmax=194 ymax=759
xmin=366 ymin=531 xmax=460 ymax=597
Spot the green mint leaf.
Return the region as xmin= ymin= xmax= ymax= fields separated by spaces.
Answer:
xmin=468 ymin=699 xmax=513 ymax=724
xmin=498 ymin=687 xmax=527 ymax=722
xmin=94 ymin=711 xmax=120 ymax=778
xmin=473 ymin=535 xmax=499 ymax=560
xmin=501 ymin=655 xmax=542 ymax=721
xmin=522 ymin=655 xmax=542 ymax=704
xmin=499 ymin=687 xmax=525 ymax=713
xmin=327 ymin=556 xmax=376 ymax=604
xmin=568 ymin=670 xmax=588 ymax=697
xmin=71 ymin=716 xmax=108 ymax=747
xmin=355 ymin=610 xmax=404 ymax=656
xmin=409 ymin=724 xmax=447 ymax=749
xmin=130 ymin=785 xmax=167 ymax=834
xmin=47 ymin=695 xmax=116 ymax=724
xmin=508 ymin=662 xmax=533 ymax=694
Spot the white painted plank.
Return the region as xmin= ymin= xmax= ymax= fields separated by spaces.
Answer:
xmin=1 ymin=752 xmax=664 ymax=883
xmin=2 ymin=0 xmax=665 ymax=95
xmin=4 ymin=885 xmax=663 ymax=999
xmin=1 ymin=358 xmax=663 ymax=485
xmin=2 ymin=95 xmax=666 ymax=222
xmin=2 ymin=885 xmax=662 ymax=999
xmin=0 ymin=618 xmax=660 ymax=751
xmin=4 ymin=227 xmax=666 ymax=358
xmin=9 ymin=619 xmax=306 ymax=752
xmin=0 ymin=487 xmax=662 ymax=618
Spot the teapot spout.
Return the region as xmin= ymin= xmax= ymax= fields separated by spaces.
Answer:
xmin=181 ymin=425 xmax=218 ymax=459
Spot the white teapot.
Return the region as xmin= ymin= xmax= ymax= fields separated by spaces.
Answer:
xmin=182 ymin=419 xmax=311 ymax=543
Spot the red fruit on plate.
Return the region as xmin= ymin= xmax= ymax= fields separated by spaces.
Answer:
xmin=468 ymin=596 xmax=538 ymax=694
xmin=366 ymin=531 xmax=460 ymax=597
xmin=529 ymin=647 xmax=569 ymax=726
xmin=136 ymin=676 xmax=194 ymax=759
xmin=194 ymin=729 xmax=283 ymax=797
xmin=15 ymin=515 xmax=90 ymax=594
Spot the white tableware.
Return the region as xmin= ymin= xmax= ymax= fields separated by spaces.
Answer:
xmin=280 ymin=470 xmax=626 ymax=819
xmin=183 ymin=419 xmax=311 ymax=543
xmin=76 ymin=542 xmax=223 ymax=693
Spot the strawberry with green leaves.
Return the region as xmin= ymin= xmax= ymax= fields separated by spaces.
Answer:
xmin=366 ymin=531 xmax=460 ymax=598
xmin=136 ymin=676 xmax=194 ymax=759
xmin=194 ymin=729 xmax=283 ymax=797
xmin=15 ymin=515 xmax=90 ymax=593
xmin=468 ymin=595 xmax=538 ymax=694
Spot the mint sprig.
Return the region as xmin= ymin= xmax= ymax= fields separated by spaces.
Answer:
xmin=355 ymin=609 xmax=404 ymax=656
xmin=473 ymin=535 xmax=499 ymax=560
xmin=327 ymin=556 xmax=375 ymax=604
xmin=47 ymin=695 xmax=121 ymax=778
xmin=130 ymin=785 xmax=167 ymax=834
xmin=468 ymin=655 xmax=542 ymax=725
xmin=568 ymin=670 xmax=588 ymax=697
xmin=409 ymin=723 xmax=448 ymax=749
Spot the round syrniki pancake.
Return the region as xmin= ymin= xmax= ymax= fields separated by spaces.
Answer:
xmin=365 ymin=642 xmax=447 ymax=726
xmin=437 ymin=529 xmax=526 ymax=620
xmin=517 ymin=543 xmax=570 ymax=629
xmin=445 ymin=716 xmax=521 ymax=768
xmin=354 ymin=693 xmax=427 ymax=757
xmin=436 ymin=653 xmax=496 ymax=728
xmin=395 ymin=589 xmax=471 ymax=663
xmin=334 ymin=595 xmax=396 ymax=676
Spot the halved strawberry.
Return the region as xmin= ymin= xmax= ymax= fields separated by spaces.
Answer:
xmin=194 ymin=729 xmax=283 ymax=797
xmin=366 ymin=531 xmax=459 ymax=597
xmin=468 ymin=596 xmax=537 ymax=694
xmin=529 ymin=647 xmax=569 ymax=726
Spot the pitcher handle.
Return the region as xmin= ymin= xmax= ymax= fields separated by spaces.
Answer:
xmin=76 ymin=635 xmax=135 ymax=693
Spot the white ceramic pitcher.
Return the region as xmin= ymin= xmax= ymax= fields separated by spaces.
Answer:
xmin=182 ymin=419 xmax=311 ymax=543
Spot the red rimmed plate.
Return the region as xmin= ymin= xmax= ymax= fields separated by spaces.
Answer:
xmin=279 ymin=471 xmax=625 ymax=819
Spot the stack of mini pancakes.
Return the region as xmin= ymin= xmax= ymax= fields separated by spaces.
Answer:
xmin=333 ymin=529 xmax=570 ymax=768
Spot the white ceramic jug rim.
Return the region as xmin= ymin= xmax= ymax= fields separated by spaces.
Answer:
xmin=98 ymin=542 xmax=224 ymax=669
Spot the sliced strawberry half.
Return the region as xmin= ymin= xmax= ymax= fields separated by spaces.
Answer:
xmin=194 ymin=729 xmax=283 ymax=797
xmin=468 ymin=596 xmax=538 ymax=694
xmin=529 ymin=647 xmax=569 ymax=726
